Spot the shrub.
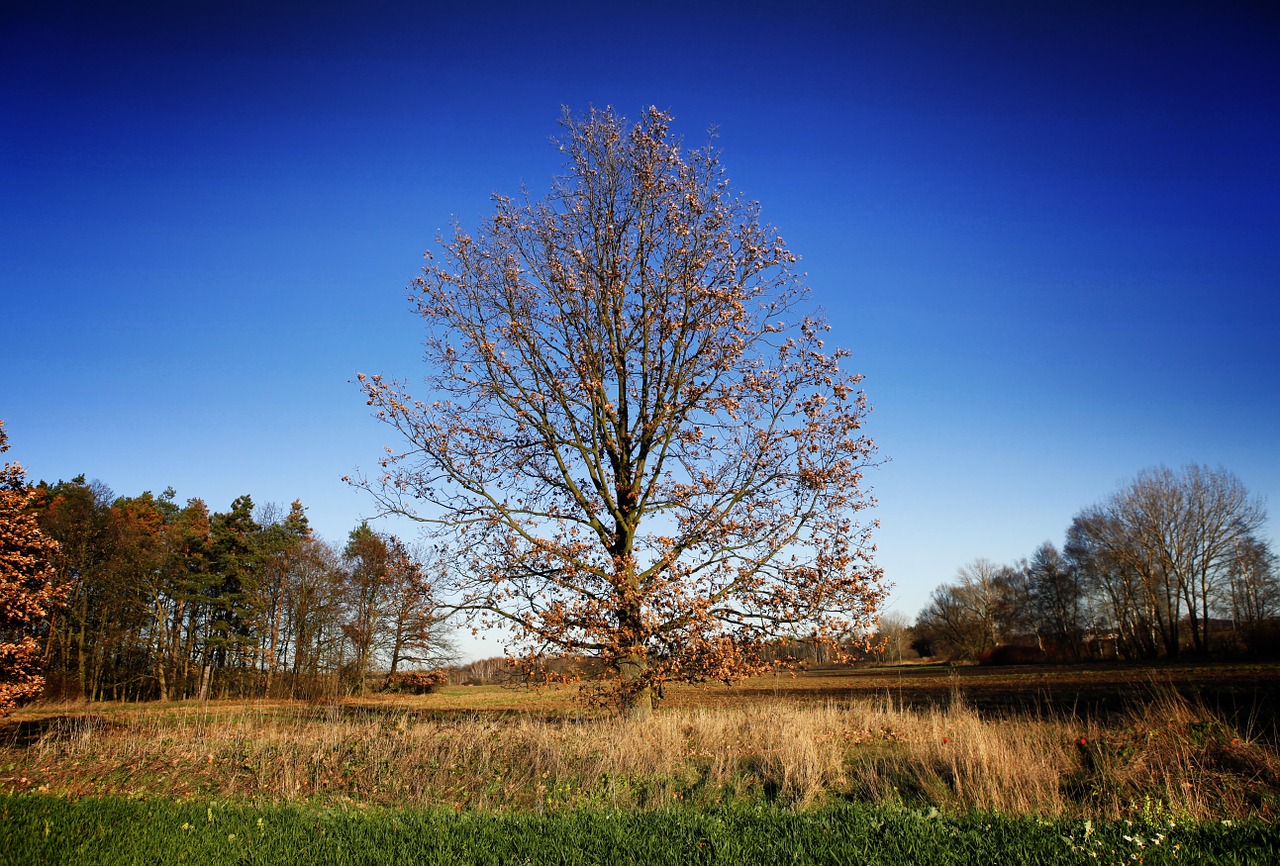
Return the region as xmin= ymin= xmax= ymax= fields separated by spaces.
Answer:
xmin=384 ymin=669 xmax=449 ymax=694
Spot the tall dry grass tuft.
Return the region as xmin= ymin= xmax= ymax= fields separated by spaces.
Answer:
xmin=737 ymin=705 xmax=847 ymax=806
xmin=1075 ymin=689 xmax=1280 ymax=821
xmin=838 ymin=695 xmax=1076 ymax=815
xmin=5 ymin=692 xmax=1277 ymax=820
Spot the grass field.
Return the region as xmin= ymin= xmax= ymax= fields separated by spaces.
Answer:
xmin=3 ymin=661 xmax=1279 ymax=864
xmin=5 ymin=793 xmax=1279 ymax=866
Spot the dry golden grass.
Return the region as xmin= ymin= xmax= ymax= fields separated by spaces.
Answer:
xmin=3 ymin=679 xmax=1277 ymax=820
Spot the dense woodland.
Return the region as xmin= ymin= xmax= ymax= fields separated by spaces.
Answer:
xmin=27 ymin=476 xmax=449 ymax=702
xmin=912 ymin=465 xmax=1279 ymax=663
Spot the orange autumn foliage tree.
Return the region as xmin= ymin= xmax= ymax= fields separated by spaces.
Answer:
xmin=0 ymin=421 xmax=62 ymax=714
xmin=353 ymin=108 xmax=884 ymax=717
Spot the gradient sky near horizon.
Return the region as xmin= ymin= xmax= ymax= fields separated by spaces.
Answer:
xmin=4 ymin=1 xmax=1278 ymax=660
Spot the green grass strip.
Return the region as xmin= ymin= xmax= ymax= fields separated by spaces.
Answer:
xmin=2 ymin=794 xmax=1277 ymax=866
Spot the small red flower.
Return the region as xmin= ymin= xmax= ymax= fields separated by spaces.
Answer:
xmin=1078 ymin=737 xmax=1088 ymax=746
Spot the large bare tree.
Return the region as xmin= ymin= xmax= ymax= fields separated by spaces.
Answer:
xmin=353 ymin=107 xmax=883 ymax=716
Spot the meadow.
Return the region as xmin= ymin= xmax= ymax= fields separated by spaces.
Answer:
xmin=3 ymin=661 xmax=1279 ymax=864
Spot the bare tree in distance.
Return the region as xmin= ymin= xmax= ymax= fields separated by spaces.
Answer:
xmin=870 ymin=611 xmax=916 ymax=663
xmin=1023 ymin=541 xmax=1086 ymax=659
xmin=340 ymin=523 xmax=449 ymax=694
xmin=1226 ymin=537 xmax=1279 ymax=654
xmin=1068 ymin=465 xmax=1268 ymax=656
xmin=385 ymin=541 xmax=456 ymax=677
xmin=351 ymin=107 xmax=884 ymax=717
xmin=914 ymin=557 xmax=1013 ymax=661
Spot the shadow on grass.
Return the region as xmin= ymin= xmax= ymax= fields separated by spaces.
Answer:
xmin=0 ymin=713 xmax=119 ymax=747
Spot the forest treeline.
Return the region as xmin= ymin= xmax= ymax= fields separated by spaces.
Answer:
xmin=29 ymin=477 xmax=449 ymax=702
xmin=14 ymin=463 xmax=1280 ymax=705
xmin=912 ymin=465 xmax=1279 ymax=662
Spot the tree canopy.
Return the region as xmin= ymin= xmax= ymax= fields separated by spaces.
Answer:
xmin=0 ymin=421 xmax=62 ymax=714
xmin=23 ymin=470 xmax=448 ymax=703
xmin=354 ymin=107 xmax=884 ymax=716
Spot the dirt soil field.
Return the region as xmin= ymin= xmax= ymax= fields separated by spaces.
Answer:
xmin=660 ymin=659 xmax=1280 ymax=733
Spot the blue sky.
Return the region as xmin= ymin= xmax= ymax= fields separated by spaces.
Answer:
xmin=4 ymin=1 xmax=1278 ymax=658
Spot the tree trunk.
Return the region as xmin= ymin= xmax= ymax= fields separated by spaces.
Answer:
xmin=156 ymin=654 xmax=168 ymax=702
xmin=619 ymin=652 xmax=652 ymax=720
xmin=388 ymin=629 xmax=402 ymax=680
xmin=612 ymin=525 xmax=650 ymax=719
xmin=76 ymin=598 xmax=88 ymax=700
xmin=198 ymin=663 xmax=212 ymax=702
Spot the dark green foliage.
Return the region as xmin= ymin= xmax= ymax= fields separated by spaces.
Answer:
xmin=207 ymin=495 xmax=263 ymax=667
xmin=3 ymin=795 xmax=1277 ymax=866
